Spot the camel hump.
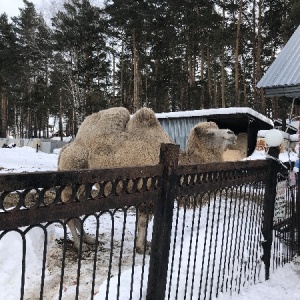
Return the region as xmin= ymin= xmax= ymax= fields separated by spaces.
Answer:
xmin=100 ymin=107 xmax=130 ymax=132
xmin=127 ymin=107 xmax=159 ymax=130
xmin=77 ymin=107 xmax=130 ymax=137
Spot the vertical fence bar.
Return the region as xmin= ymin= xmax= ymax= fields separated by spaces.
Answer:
xmin=146 ymin=143 xmax=179 ymax=300
xmin=261 ymin=156 xmax=281 ymax=280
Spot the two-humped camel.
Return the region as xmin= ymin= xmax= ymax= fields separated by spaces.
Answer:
xmin=58 ymin=107 xmax=237 ymax=253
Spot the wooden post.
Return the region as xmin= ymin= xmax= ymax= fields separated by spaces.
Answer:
xmin=268 ymin=146 xmax=280 ymax=159
xmin=261 ymin=152 xmax=280 ymax=280
xmin=146 ymin=143 xmax=179 ymax=300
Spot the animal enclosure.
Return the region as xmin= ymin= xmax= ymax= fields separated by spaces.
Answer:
xmin=0 ymin=144 xmax=297 ymax=300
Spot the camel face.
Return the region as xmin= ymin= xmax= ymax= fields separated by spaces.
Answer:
xmin=198 ymin=127 xmax=237 ymax=149
xmin=216 ymin=129 xmax=237 ymax=148
xmin=190 ymin=122 xmax=237 ymax=156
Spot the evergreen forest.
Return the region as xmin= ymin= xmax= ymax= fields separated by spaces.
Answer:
xmin=0 ymin=0 xmax=299 ymax=138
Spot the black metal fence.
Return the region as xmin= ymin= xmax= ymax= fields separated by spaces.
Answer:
xmin=0 ymin=144 xmax=297 ymax=300
xmin=271 ymin=170 xmax=299 ymax=271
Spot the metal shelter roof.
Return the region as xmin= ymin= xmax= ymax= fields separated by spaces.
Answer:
xmin=257 ymin=25 xmax=300 ymax=98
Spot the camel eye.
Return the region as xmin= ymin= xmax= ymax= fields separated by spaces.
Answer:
xmin=207 ymin=130 xmax=215 ymax=136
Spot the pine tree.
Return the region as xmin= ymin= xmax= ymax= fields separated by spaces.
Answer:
xmin=10 ymin=0 xmax=53 ymax=138
xmin=52 ymin=0 xmax=109 ymax=127
xmin=0 ymin=13 xmax=18 ymax=137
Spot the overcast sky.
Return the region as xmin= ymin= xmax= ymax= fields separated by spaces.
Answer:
xmin=0 ymin=0 xmax=104 ymax=20
xmin=0 ymin=0 xmax=43 ymax=17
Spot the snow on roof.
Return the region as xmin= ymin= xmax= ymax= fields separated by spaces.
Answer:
xmin=156 ymin=107 xmax=274 ymax=126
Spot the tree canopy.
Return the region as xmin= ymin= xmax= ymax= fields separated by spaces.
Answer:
xmin=0 ymin=0 xmax=299 ymax=138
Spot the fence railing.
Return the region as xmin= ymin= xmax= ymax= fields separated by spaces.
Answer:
xmin=0 ymin=144 xmax=294 ymax=300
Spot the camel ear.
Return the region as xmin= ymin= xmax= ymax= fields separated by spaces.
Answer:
xmin=193 ymin=127 xmax=202 ymax=136
xmin=194 ymin=126 xmax=214 ymax=137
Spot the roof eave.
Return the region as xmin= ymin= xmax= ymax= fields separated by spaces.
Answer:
xmin=263 ymin=85 xmax=300 ymax=98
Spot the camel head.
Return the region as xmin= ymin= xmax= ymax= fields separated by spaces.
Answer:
xmin=193 ymin=122 xmax=236 ymax=150
xmin=184 ymin=121 xmax=237 ymax=163
xmin=197 ymin=122 xmax=236 ymax=149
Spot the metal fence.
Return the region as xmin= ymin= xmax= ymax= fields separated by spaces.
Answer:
xmin=272 ymin=170 xmax=299 ymax=271
xmin=0 ymin=144 xmax=296 ymax=300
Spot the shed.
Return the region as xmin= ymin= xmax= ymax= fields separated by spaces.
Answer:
xmin=156 ymin=107 xmax=273 ymax=157
xmin=257 ymin=25 xmax=300 ymax=99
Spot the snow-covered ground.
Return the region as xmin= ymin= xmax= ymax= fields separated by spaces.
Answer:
xmin=1 ymin=146 xmax=300 ymax=299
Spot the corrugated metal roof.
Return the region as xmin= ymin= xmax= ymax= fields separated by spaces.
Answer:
xmin=257 ymin=25 xmax=300 ymax=95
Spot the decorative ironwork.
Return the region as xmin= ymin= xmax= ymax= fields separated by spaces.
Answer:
xmin=0 ymin=144 xmax=294 ymax=300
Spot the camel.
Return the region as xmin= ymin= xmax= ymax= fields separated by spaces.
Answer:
xmin=179 ymin=121 xmax=237 ymax=164
xmin=58 ymin=107 xmax=237 ymax=253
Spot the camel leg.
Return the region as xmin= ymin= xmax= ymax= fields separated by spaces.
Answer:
xmin=136 ymin=213 xmax=151 ymax=254
xmin=63 ymin=191 xmax=97 ymax=251
xmin=73 ymin=218 xmax=98 ymax=246
xmin=66 ymin=219 xmax=88 ymax=251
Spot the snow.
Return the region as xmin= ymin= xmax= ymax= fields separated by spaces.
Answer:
xmin=156 ymin=107 xmax=274 ymax=127
xmin=1 ymin=146 xmax=300 ymax=299
xmin=0 ymin=147 xmax=58 ymax=173
xmin=244 ymin=149 xmax=298 ymax=163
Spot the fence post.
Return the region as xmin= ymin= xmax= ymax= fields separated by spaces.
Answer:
xmin=146 ymin=143 xmax=179 ymax=300
xmin=261 ymin=154 xmax=281 ymax=280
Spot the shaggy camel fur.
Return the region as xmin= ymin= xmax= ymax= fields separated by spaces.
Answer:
xmin=179 ymin=121 xmax=237 ymax=164
xmin=223 ymin=132 xmax=248 ymax=161
xmin=58 ymin=107 xmax=173 ymax=253
xmin=58 ymin=108 xmax=237 ymax=253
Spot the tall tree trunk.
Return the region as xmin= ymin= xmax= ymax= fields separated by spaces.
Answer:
xmin=207 ymin=44 xmax=212 ymax=108
xmin=120 ymin=34 xmax=125 ymax=106
xmin=112 ymin=50 xmax=116 ymax=107
xmin=0 ymin=82 xmax=8 ymax=138
xmin=200 ymin=47 xmax=205 ymax=109
xmin=59 ymin=91 xmax=63 ymax=141
xmin=27 ymin=108 xmax=31 ymax=139
xmin=132 ymin=29 xmax=139 ymax=112
xmin=256 ymin=0 xmax=265 ymax=114
xmin=188 ymin=49 xmax=195 ymax=87
xmin=213 ymin=72 xmax=218 ymax=107
xmin=242 ymin=59 xmax=247 ymax=106
xmin=234 ymin=0 xmax=243 ymax=106
xmin=0 ymin=92 xmax=7 ymax=138
xmin=221 ymin=0 xmax=226 ymax=108
xmin=47 ymin=109 xmax=50 ymax=139
xmin=154 ymin=59 xmax=159 ymax=111
xmin=145 ymin=64 xmax=149 ymax=107
xmin=252 ymin=0 xmax=257 ymax=110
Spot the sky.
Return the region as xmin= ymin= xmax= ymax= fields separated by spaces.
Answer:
xmin=0 ymin=145 xmax=300 ymax=299
xmin=0 ymin=0 xmax=104 ymax=19
xmin=0 ymin=0 xmax=44 ymax=17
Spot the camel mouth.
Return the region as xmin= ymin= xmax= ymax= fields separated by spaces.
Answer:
xmin=224 ymin=136 xmax=237 ymax=145
xmin=228 ymin=136 xmax=237 ymax=145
